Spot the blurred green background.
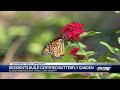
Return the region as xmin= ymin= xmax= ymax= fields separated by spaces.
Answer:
xmin=0 ymin=11 xmax=120 ymax=79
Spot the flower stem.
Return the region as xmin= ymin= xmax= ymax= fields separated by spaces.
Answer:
xmin=76 ymin=41 xmax=101 ymax=79
xmin=95 ymin=73 xmax=101 ymax=79
xmin=90 ymin=73 xmax=101 ymax=79
xmin=76 ymin=41 xmax=89 ymax=62
xmin=65 ymin=45 xmax=69 ymax=50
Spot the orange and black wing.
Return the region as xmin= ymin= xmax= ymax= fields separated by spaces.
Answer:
xmin=41 ymin=38 xmax=65 ymax=60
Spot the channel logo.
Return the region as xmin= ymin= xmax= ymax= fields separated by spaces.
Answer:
xmin=96 ymin=67 xmax=111 ymax=71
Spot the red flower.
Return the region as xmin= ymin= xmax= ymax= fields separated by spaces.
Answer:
xmin=69 ymin=47 xmax=85 ymax=62
xmin=73 ymin=34 xmax=79 ymax=41
xmin=60 ymin=22 xmax=85 ymax=41
xmin=69 ymin=47 xmax=79 ymax=56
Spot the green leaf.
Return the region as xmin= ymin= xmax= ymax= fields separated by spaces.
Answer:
xmin=68 ymin=41 xmax=71 ymax=45
xmin=118 ymin=37 xmax=120 ymax=44
xmin=68 ymin=42 xmax=86 ymax=49
xmin=61 ymin=74 xmax=89 ymax=79
xmin=106 ymin=57 xmax=119 ymax=63
xmin=88 ymin=73 xmax=107 ymax=79
xmin=68 ymin=41 xmax=78 ymax=47
xmin=98 ymin=73 xmax=108 ymax=79
xmin=99 ymin=41 xmax=120 ymax=57
xmin=77 ymin=51 xmax=86 ymax=55
xmin=79 ymin=60 xmax=87 ymax=63
xmin=99 ymin=41 xmax=114 ymax=53
xmin=77 ymin=51 xmax=95 ymax=57
xmin=78 ymin=42 xmax=87 ymax=49
xmin=80 ymin=31 xmax=101 ymax=39
xmin=89 ymin=58 xmax=97 ymax=62
xmin=116 ymin=30 xmax=120 ymax=34
xmin=113 ymin=47 xmax=120 ymax=57
xmin=86 ymin=51 xmax=96 ymax=57
xmin=115 ymin=11 xmax=120 ymax=14
xmin=98 ymin=51 xmax=111 ymax=62
xmin=108 ymin=73 xmax=120 ymax=79
xmin=68 ymin=43 xmax=78 ymax=47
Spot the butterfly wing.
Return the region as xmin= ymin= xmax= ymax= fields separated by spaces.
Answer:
xmin=41 ymin=38 xmax=65 ymax=60
xmin=51 ymin=38 xmax=64 ymax=59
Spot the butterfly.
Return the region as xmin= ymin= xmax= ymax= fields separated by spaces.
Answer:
xmin=41 ymin=35 xmax=65 ymax=60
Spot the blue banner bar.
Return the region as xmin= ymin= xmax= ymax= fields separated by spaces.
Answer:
xmin=0 ymin=64 xmax=120 ymax=72
xmin=0 ymin=65 xmax=9 ymax=72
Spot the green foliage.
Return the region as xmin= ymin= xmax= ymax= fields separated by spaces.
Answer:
xmin=34 ymin=73 xmax=60 ymax=79
xmin=98 ymin=73 xmax=108 ymax=79
xmin=118 ymin=37 xmax=120 ymax=44
xmin=88 ymin=75 xmax=98 ymax=79
xmin=115 ymin=11 xmax=120 ymax=14
xmin=68 ymin=42 xmax=86 ymax=49
xmin=0 ymin=24 xmax=8 ymax=44
xmin=8 ymin=26 xmax=29 ymax=37
xmin=98 ymin=51 xmax=111 ymax=62
xmin=79 ymin=31 xmax=101 ymax=39
xmin=62 ymin=29 xmax=120 ymax=79
xmin=108 ymin=73 xmax=120 ymax=79
xmin=98 ymin=52 xmax=119 ymax=63
xmin=116 ymin=30 xmax=120 ymax=34
xmin=99 ymin=41 xmax=120 ymax=57
xmin=116 ymin=30 xmax=120 ymax=44
xmin=106 ymin=57 xmax=119 ymax=63
xmin=77 ymin=51 xmax=95 ymax=57
xmin=86 ymin=51 xmax=96 ymax=57
xmin=61 ymin=74 xmax=89 ymax=79
xmin=88 ymin=58 xmax=97 ymax=62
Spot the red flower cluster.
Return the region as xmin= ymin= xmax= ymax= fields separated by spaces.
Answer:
xmin=69 ymin=47 xmax=79 ymax=56
xmin=69 ymin=47 xmax=85 ymax=62
xmin=60 ymin=22 xmax=85 ymax=41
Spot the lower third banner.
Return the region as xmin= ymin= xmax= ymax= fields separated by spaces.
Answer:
xmin=0 ymin=63 xmax=120 ymax=72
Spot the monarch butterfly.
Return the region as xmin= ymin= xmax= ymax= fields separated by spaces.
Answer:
xmin=41 ymin=35 xmax=65 ymax=60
